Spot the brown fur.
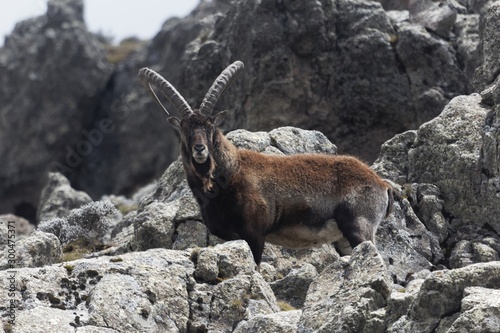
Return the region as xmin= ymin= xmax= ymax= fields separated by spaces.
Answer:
xmin=176 ymin=111 xmax=393 ymax=264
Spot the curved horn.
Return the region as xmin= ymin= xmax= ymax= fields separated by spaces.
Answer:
xmin=138 ymin=67 xmax=193 ymax=115
xmin=199 ymin=61 xmax=244 ymax=114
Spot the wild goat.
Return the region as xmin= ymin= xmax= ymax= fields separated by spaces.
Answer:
xmin=138 ymin=61 xmax=393 ymax=264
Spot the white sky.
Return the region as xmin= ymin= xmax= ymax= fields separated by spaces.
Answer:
xmin=0 ymin=0 xmax=200 ymax=45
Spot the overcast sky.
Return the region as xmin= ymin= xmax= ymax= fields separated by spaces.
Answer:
xmin=0 ymin=0 xmax=199 ymax=45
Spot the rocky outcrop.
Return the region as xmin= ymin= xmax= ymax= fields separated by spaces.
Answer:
xmin=2 ymin=0 xmax=499 ymax=222
xmin=3 ymin=114 xmax=500 ymax=331
xmin=0 ymin=241 xmax=278 ymax=333
xmin=388 ymin=262 xmax=500 ymax=332
xmin=373 ymin=91 xmax=500 ymax=268
xmin=37 ymin=172 xmax=92 ymax=223
xmin=177 ymin=0 xmax=482 ymax=163
xmin=0 ymin=0 xmax=112 ymax=219
xmin=299 ymin=242 xmax=391 ymax=333
xmin=3 ymin=0 xmax=500 ymax=331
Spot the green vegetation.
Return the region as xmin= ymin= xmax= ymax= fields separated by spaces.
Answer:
xmin=59 ymin=238 xmax=109 ymax=263
xmin=3 ymin=322 xmax=13 ymax=333
xmin=277 ymin=300 xmax=297 ymax=311
xmin=116 ymin=202 xmax=139 ymax=216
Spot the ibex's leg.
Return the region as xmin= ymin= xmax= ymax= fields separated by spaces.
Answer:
xmin=334 ymin=203 xmax=374 ymax=254
xmin=243 ymin=232 xmax=265 ymax=266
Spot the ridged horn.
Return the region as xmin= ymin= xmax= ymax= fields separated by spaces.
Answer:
xmin=138 ymin=67 xmax=193 ymax=115
xmin=199 ymin=61 xmax=244 ymax=114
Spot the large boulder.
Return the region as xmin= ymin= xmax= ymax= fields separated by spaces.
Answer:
xmin=387 ymin=262 xmax=500 ymax=332
xmin=0 ymin=0 xmax=112 ymax=219
xmin=374 ymin=91 xmax=500 ymax=267
xmin=0 ymin=241 xmax=279 ymax=333
xmin=298 ymin=242 xmax=391 ymax=333
xmin=37 ymin=172 xmax=92 ymax=223
xmin=0 ymin=231 xmax=62 ymax=270
xmin=177 ymin=0 xmax=474 ymax=163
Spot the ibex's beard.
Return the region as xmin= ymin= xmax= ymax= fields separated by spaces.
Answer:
xmin=191 ymin=155 xmax=216 ymax=193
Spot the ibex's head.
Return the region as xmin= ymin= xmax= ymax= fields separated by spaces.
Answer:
xmin=138 ymin=61 xmax=244 ymax=165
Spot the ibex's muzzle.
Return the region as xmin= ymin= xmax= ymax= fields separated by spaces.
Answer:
xmin=192 ymin=136 xmax=209 ymax=163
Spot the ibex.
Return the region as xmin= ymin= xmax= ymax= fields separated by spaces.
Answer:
xmin=138 ymin=61 xmax=393 ymax=264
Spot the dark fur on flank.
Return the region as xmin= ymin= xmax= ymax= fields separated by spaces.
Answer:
xmin=138 ymin=62 xmax=393 ymax=264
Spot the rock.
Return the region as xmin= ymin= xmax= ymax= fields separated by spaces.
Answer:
xmin=449 ymin=240 xmax=500 ymax=269
xmin=261 ymin=244 xmax=340 ymax=282
xmin=372 ymin=130 xmax=417 ymax=184
xmin=14 ymin=307 xmax=78 ymax=333
xmin=200 ymin=273 xmax=279 ymax=332
xmin=0 ymin=0 xmax=112 ymax=219
xmin=409 ymin=94 xmax=493 ymax=229
xmin=132 ymin=201 xmax=178 ymax=251
xmin=445 ymin=287 xmax=500 ymax=333
xmin=268 ymin=127 xmax=337 ymax=155
xmin=376 ymin=194 xmax=442 ymax=284
xmin=454 ymin=14 xmax=481 ymax=89
xmin=270 ymin=263 xmax=317 ymax=309
xmin=395 ymin=22 xmax=465 ymax=124
xmin=410 ymin=0 xmax=457 ymax=38
xmin=449 ymin=240 xmax=474 ymax=268
xmin=414 ymin=184 xmax=448 ymax=243
xmin=375 ymin=93 xmax=500 ymax=268
xmin=38 ymin=200 xmax=121 ymax=244
xmin=194 ymin=240 xmax=255 ymax=283
xmin=233 ymin=310 xmax=302 ymax=333
xmin=386 ymin=278 xmax=426 ymax=325
xmin=37 ymin=172 xmax=92 ymax=223
xmin=188 ymin=241 xmax=280 ymax=332
xmin=179 ymin=0 xmax=471 ymax=164
xmin=0 ymin=230 xmax=62 ymax=270
xmin=15 ymin=231 xmax=62 ymax=268
xmin=172 ymin=220 xmax=209 ymax=250
xmin=388 ymin=262 xmax=500 ymax=332
xmin=0 ymin=214 xmax=34 ymax=241
xmin=299 ymin=242 xmax=391 ymax=333
xmin=474 ymin=2 xmax=500 ymax=90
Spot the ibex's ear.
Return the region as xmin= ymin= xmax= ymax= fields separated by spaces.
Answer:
xmin=167 ymin=117 xmax=181 ymax=131
xmin=213 ymin=110 xmax=227 ymax=127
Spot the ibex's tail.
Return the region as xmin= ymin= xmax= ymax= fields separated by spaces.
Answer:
xmin=385 ymin=187 xmax=394 ymax=218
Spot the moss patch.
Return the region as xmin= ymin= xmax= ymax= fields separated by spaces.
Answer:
xmin=277 ymin=300 xmax=298 ymax=311
xmin=59 ymin=238 xmax=110 ymax=263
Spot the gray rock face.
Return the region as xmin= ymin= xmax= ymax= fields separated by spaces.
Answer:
xmin=2 ymin=0 xmax=496 ymax=222
xmin=177 ymin=0 xmax=476 ymax=164
xmin=37 ymin=172 xmax=92 ymax=223
xmin=299 ymin=242 xmax=391 ymax=333
xmin=233 ymin=310 xmax=302 ymax=333
xmin=270 ymin=264 xmax=317 ymax=309
xmin=0 ymin=0 xmax=112 ymax=219
xmin=0 ymin=230 xmax=61 ymax=270
xmin=445 ymin=287 xmax=500 ymax=333
xmin=388 ymin=262 xmax=500 ymax=332
xmin=474 ymin=2 xmax=500 ymax=90
xmin=374 ymin=92 xmax=500 ymax=268
xmin=0 ymin=241 xmax=279 ymax=333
